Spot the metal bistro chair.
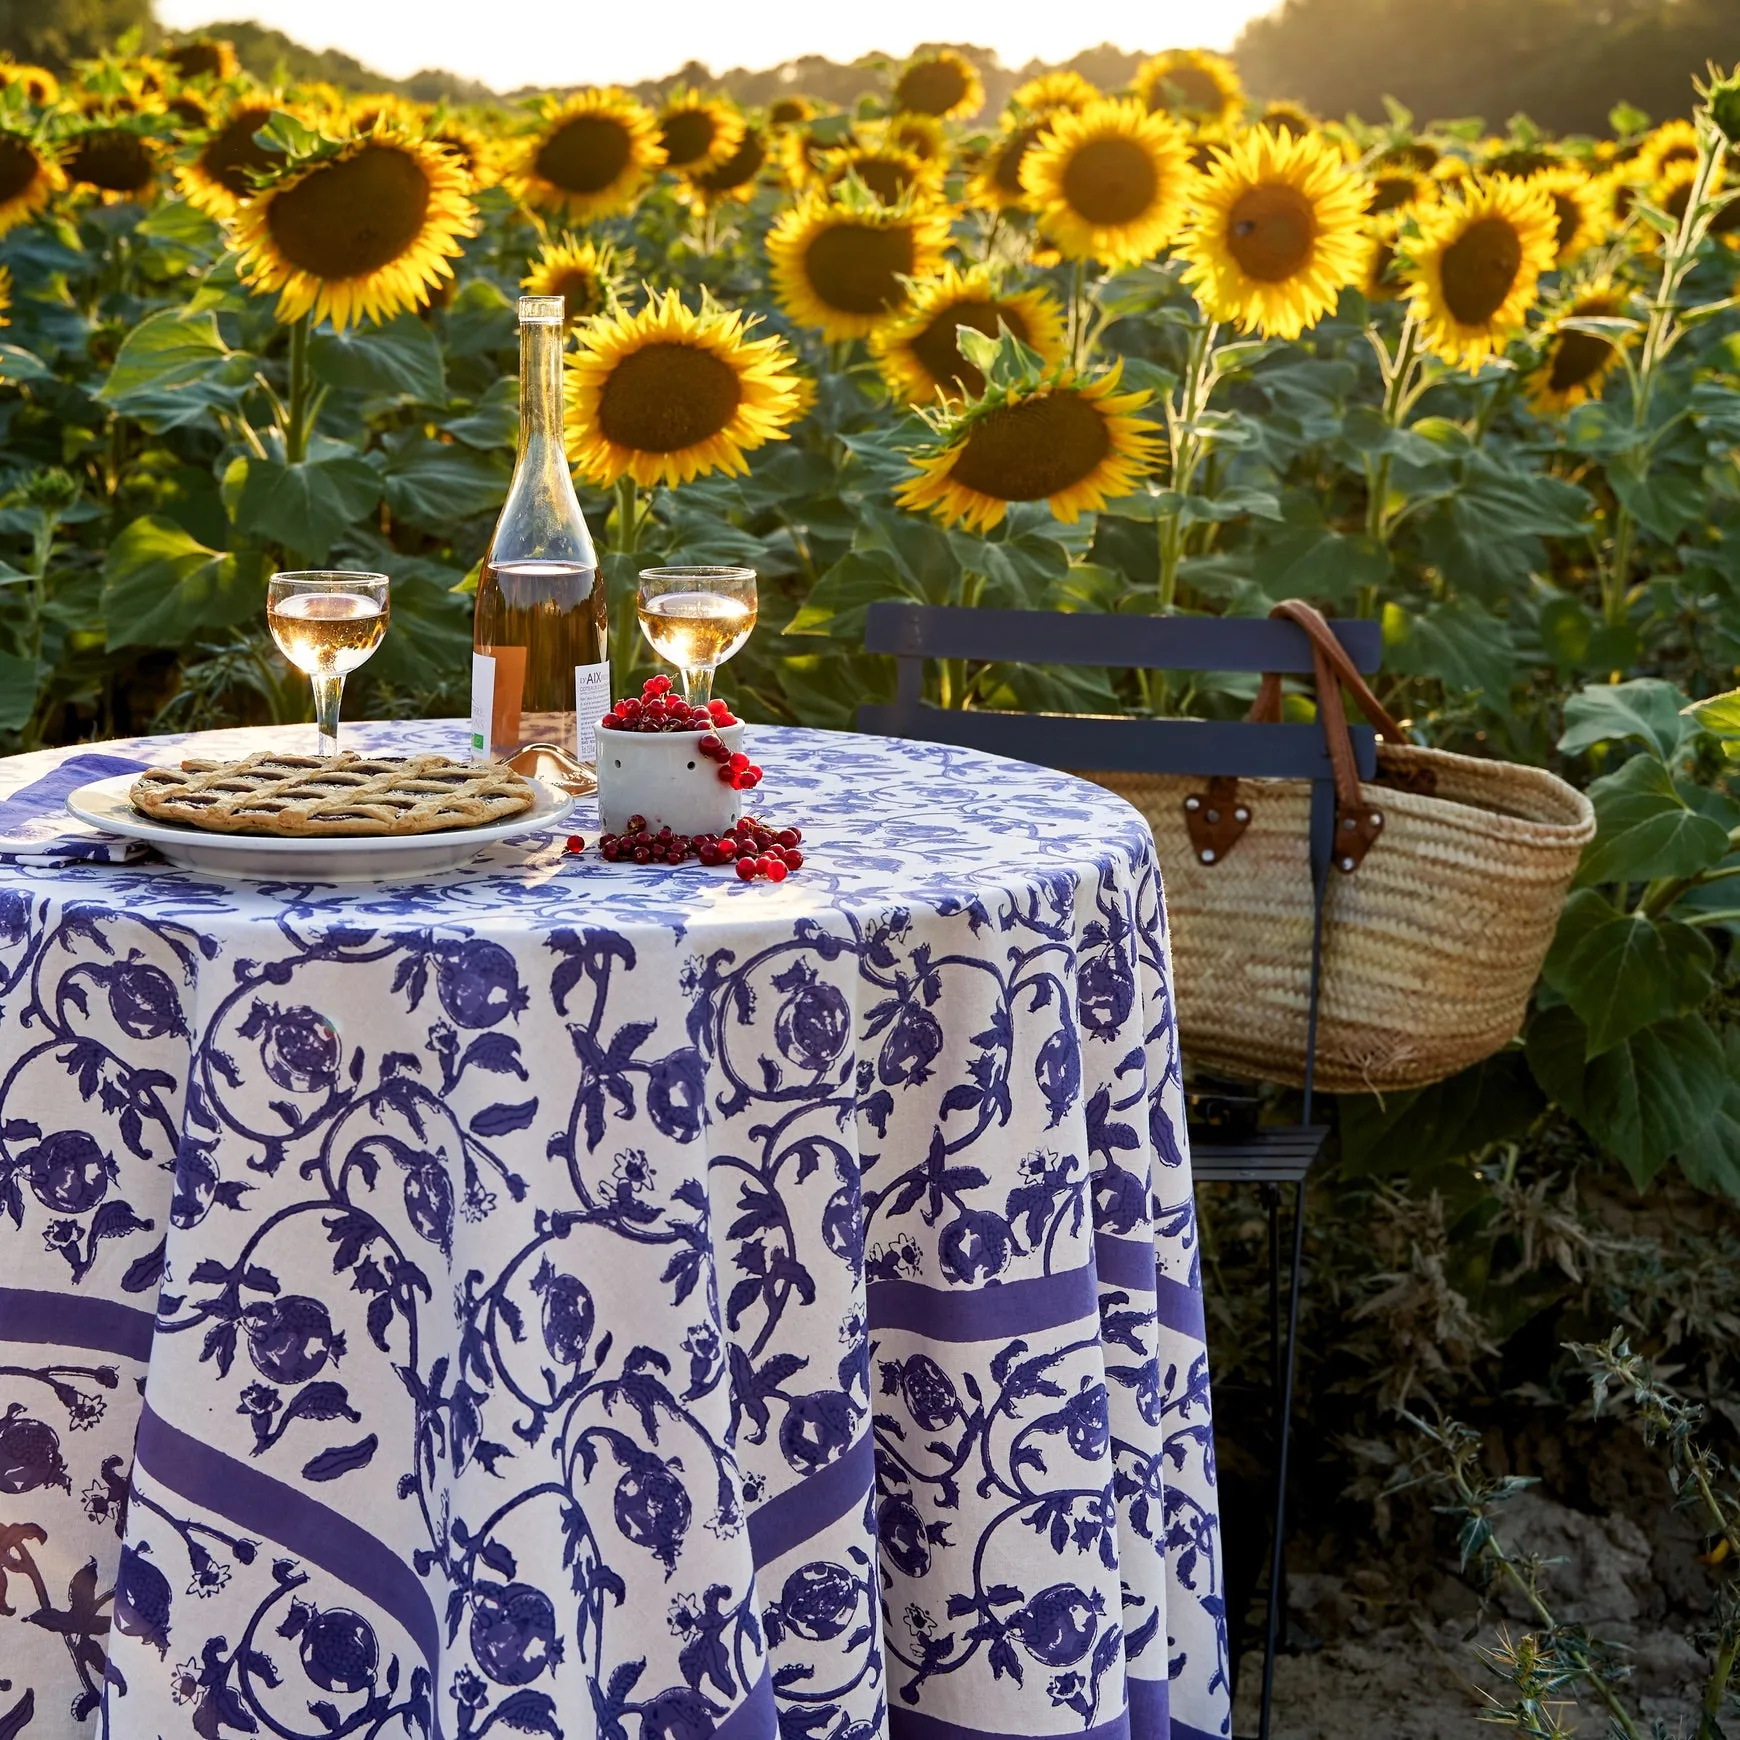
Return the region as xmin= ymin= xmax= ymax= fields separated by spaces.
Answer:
xmin=858 ymin=601 xmax=1383 ymax=1740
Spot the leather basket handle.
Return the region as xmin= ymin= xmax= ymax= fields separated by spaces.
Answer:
xmin=1248 ymin=600 xmax=1404 ymax=871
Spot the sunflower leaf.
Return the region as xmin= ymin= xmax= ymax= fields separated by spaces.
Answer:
xmin=102 ymin=516 xmax=258 ymax=649
xmin=310 ymin=313 xmax=445 ymax=405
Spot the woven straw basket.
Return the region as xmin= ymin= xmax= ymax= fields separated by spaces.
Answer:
xmin=1087 ymin=604 xmax=1595 ymax=1094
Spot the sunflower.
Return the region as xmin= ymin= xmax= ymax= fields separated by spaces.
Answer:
xmin=177 ymin=101 xmax=287 ymax=218
xmin=871 ymin=264 xmax=1067 ymax=402
xmin=167 ymin=91 xmax=211 ymax=131
xmin=164 ymin=38 xmax=239 ymax=82
xmin=1261 ymin=101 xmax=1316 ymax=140
xmin=0 ymin=64 xmax=58 ymax=106
xmin=565 ymin=290 xmax=805 ymax=488
xmin=898 ymin=361 xmax=1162 ymax=531
xmin=65 ymin=120 xmax=162 ymax=202
xmin=1378 ymin=140 xmax=1440 ymax=174
xmin=1400 ymin=175 xmax=1558 ymax=369
xmin=1133 ymin=49 xmax=1243 ymax=126
xmin=229 ymin=128 xmax=476 ymax=329
xmin=1010 ymin=71 xmax=1099 ymax=116
xmin=1021 ymin=99 xmax=1194 ymax=267
xmin=892 ymin=50 xmax=983 ymax=121
xmin=657 ymin=89 xmax=745 ymax=175
xmin=346 ymin=95 xmax=427 ymax=136
xmin=1534 ymin=164 xmax=1604 ymax=263
xmin=1367 ymin=165 xmax=1437 ymax=214
xmin=819 ymin=141 xmax=943 ymax=206
xmin=768 ymin=95 xmax=818 ymax=129
xmin=1634 ymin=119 xmax=1699 ymax=188
xmin=504 ymin=88 xmax=665 ymax=223
xmin=883 ymin=112 xmax=949 ymax=163
xmin=971 ymin=119 xmax=1053 ymax=212
xmin=1482 ymin=143 xmax=1559 ymax=178
xmin=1360 ymin=212 xmax=1406 ymax=302
xmin=522 ymin=233 xmax=617 ymax=327
xmin=1178 ymin=126 xmax=1368 ymax=338
xmin=429 ymin=116 xmax=493 ymax=184
xmin=0 ymin=129 xmax=65 ymax=237
xmin=0 ymin=264 xmax=10 ymax=325
xmin=1525 ymin=281 xmax=1628 ymax=414
xmin=766 ymin=193 xmax=952 ymax=340
xmin=683 ymin=124 xmax=767 ymax=204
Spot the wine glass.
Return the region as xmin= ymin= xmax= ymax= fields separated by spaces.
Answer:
xmin=636 ymin=566 xmax=757 ymax=707
xmin=267 ymin=570 xmax=390 ymax=758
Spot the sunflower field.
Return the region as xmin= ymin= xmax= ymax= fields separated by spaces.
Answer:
xmin=6 ymin=38 xmax=1740 ymax=1201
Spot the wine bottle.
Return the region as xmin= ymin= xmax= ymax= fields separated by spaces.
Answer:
xmin=470 ymin=294 xmax=607 ymax=792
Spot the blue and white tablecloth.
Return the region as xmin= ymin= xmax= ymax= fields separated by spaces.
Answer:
xmin=0 ymin=721 xmax=1227 ymax=1740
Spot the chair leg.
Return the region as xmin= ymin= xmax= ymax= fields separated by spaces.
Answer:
xmin=1257 ymin=1179 xmax=1308 ymax=1740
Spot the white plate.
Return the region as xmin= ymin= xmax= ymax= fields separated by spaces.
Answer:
xmin=65 ymin=773 xmax=578 ymax=883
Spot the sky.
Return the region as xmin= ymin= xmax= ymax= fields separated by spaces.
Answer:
xmin=154 ymin=0 xmax=1275 ymax=92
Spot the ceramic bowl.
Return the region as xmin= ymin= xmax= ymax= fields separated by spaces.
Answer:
xmin=595 ymin=722 xmax=747 ymax=837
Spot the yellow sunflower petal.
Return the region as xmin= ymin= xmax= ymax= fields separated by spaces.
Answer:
xmin=1525 ymin=279 xmax=1628 ymax=415
xmin=564 ymin=289 xmax=806 ymax=489
xmin=1177 ymin=126 xmax=1370 ymax=338
xmin=176 ymin=100 xmax=291 ymax=219
xmin=0 ymin=129 xmax=65 ymax=238
xmin=658 ymin=88 xmax=746 ymax=175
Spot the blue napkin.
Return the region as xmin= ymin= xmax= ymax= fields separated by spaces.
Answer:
xmin=0 ymin=753 xmax=153 ymax=866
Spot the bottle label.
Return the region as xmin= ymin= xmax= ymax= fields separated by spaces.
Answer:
xmin=470 ymin=652 xmax=495 ymax=758
xmin=575 ymin=661 xmax=612 ymax=762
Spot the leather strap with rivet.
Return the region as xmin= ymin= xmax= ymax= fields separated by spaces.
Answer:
xmin=1186 ymin=600 xmax=1408 ymax=874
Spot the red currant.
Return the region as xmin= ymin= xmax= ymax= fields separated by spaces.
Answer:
xmin=783 ymin=848 xmax=804 ymax=869
xmin=728 ymin=752 xmax=749 ymax=773
xmin=777 ymin=828 xmax=800 ymax=849
xmin=566 ymin=835 xmax=583 ymax=853
xmin=735 ymin=857 xmax=758 ymax=881
xmin=627 ymin=815 xmax=647 ymax=832
xmin=645 ymin=675 xmax=672 ymax=697
xmin=717 ymin=766 xmax=735 ymax=784
xmin=633 ymin=845 xmax=652 ymax=864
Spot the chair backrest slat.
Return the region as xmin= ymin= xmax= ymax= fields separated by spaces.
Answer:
xmin=856 ymin=706 xmax=1377 ymax=781
xmin=862 ymin=602 xmax=1382 ymax=674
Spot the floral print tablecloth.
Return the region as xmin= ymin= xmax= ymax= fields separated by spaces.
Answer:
xmin=0 ymin=721 xmax=1227 ymax=1740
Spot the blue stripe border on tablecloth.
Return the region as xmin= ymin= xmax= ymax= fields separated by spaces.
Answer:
xmin=0 ymin=1285 xmax=155 ymax=1360
xmin=888 ymin=1674 xmax=1176 ymax=1740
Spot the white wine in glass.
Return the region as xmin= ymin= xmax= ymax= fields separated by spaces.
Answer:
xmin=636 ymin=567 xmax=757 ymax=706
xmin=267 ymin=570 xmax=389 ymax=757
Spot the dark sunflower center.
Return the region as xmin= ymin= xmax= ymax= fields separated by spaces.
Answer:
xmin=1061 ymin=136 xmax=1159 ymax=226
xmin=596 ymin=343 xmax=741 ymax=452
xmin=1150 ymin=64 xmax=1225 ymax=117
xmin=70 ymin=130 xmax=155 ymax=194
xmin=1266 ymin=109 xmax=1311 ymax=139
xmin=201 ymin=106 xmax=282 ymax=199
xmin=694 ymin=129 xmax=764 ymax=193
xmin=1551 ymin=191 xmax=1578 ymax=252
xmin=769 ymin=99 xmax=809 ymax=127
xmin=803 ymin=220 xmax=915 ymax=314
xmin=1370 ymin=174 xmax=1418 ymax=214
xmin=1658 ymin=142 xmax=1697 ymax=170
xmin=949 ymin=392 xmax=1113 ymax=502
xmin=0 ymin=136 xmax=40 ymax=203
xmin=661 ymin=108 xmax=718 ymax=168
xmin=896 ymin=59 xmax=969 ymax=117
xmin=1379 ymin=142 xmax=1438 ymax=173
xmin=537 ymin=114 xmax=632 ymax=194
xmin=1439 ymin=215 xmax=1522 ymax=325
xmin=266 ymin=144 xmax=431 ymax=280
xmin=911 ymin=298 xmax=1030 ymax=398
xmin=835 ymin=153 xmax=914 ymax=204
xmin=993 ymin=124 xmax=1041 ymax=196
xmin=169 ymin=41 xmax=225 ymax=79
xmin=1548 ymin=328 xmax=1613 ymax=393
xmin=1664 ymin=179 xmax=1692 ymax=221
xmin=1227 ymin=182 xmax=1317 ymax=281
xmin=1367 ymin=236 xmax=1397 ymax=294
xmin=1487 ymin=148 xmax=1552 ymax=176
xmin=550 ymin=268 xmax=600 ymax=325
xmin=169 ymin=97 xmax=208 ymax=129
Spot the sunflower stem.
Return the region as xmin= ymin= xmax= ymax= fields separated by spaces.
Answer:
xmin=1156 ymin=318 xmax=1218 ymax=619
xmin=614 ymin=475 xmax=643 ymax=554
xmin=285 ymin=314 xmax=312 ymax=466
xmin=1358 ymin=312 xmax=1420 ymax=618
xmin=1068 ymin=258 xmax=1088 ymax=366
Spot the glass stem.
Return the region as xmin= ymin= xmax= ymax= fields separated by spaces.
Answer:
xmin=312 ymin=673 xmax=344 ymax=756
xmin=683 ymin=665 xmax=714 ymax=708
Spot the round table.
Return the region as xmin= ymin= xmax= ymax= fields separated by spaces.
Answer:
xmin=0 ymin=721 xmax=1228 ymax=1740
